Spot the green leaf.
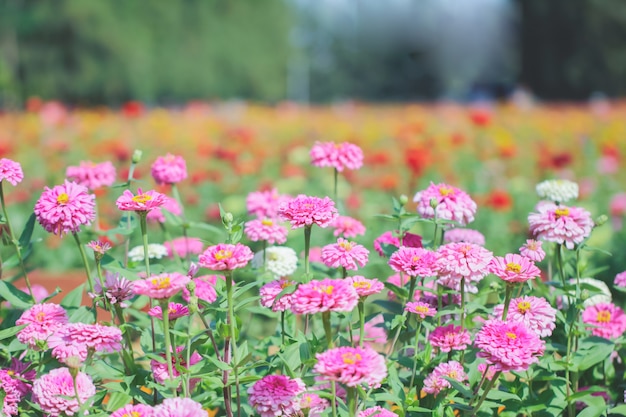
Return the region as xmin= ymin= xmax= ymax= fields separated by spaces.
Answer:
xmin=443 ymin=377 xmax=473 ymax=398
xmin=573 ymin=339 xmax=614 ymax=372
xmin=608 ymin=404 xmax=626 ymax=415
xmin=69 ymin=306 xmax=95 ymax=324
xmin=105 ymin=392 xmax=132 ymax=411
xmin=18 ymin=213 xmax=36 ymax=249
xmin=0 ymin=324 xmax=25 ymax=341
xmin=576 ymin=395 xmax=606 ymax=417
xmin=188 ymin=221 xmax=224 ymax=236
xmin=486 ymin=389 xmax=521 ymax=402
xmin=61 ymin=284 xmax=85 ymax=309
xmin=0 ymin=281 xmax=33 ymax=309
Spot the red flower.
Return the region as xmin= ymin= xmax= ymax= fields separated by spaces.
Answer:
xmin=121 ymin=101 xmax=144 ymax=118
xmin=485 ymin=189 xmax=513 ymax=211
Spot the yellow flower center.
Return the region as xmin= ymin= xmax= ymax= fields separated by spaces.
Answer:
xmin=353 ymin=281 xmax=372 ymax=290
xmin=412 ymin=256 xmax=421 ymax=262
xmin=596 ymin=310 xmax=611 ymax=323
xmin=448 ymin=371 xmax=458 ymax=379
xmin=505 ymin=332 xmax=517 ymax=340
xmin=342 ymin=352 xmax=362 ymax=365
xmin=517 ymin=301 xmax=531 ymax=313
xmin=122 ymin=412 xmax=141 ymax=417
xmin=168 ymin=306 xmax=177 ymax=314
xmin=56 ymin=193 xmax=69 ymax=204
xmin=339 ymin=240 xmax=353 ymax=251
xmin=280 ymin=281 xmax=292 ymax=289
xmin=151 ymin=276 xmax=171 ymax=290
xmin=214 ymin=250 xmax=233 ymax=261
xmin=7 ymin=370 xmax=14 ymax=376
xmin=414 ymin=305 xmax=430 ymax=314
xmin=318 ymin=285 xmax=333 ymax=295
xmin=554 ymin=207 xmax=570 ymax=218
xmin=132 ymin=194 xmax=152 ymax=204
xmin=439 ymin=186 xmax=454 ymax=196
xmin=505 ymin=262 xmax=522 ymax=273
xmin=35 ymin=312 xmax=45 ymax=322
xmin=261 ymin=219 xmax=274 ymax=226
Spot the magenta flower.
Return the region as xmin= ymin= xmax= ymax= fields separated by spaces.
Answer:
xmin=91 ymin=272 xmax=134 ymax=307
xmin=493 ymin=296 xmax=557 ymax=337
xmin=436 ymin=243 xmax=493 ymax=293
xmin=443 ymin=228 xmax=485 ymax=246
xmin=352 ymin=314 xmax=388 ymax=347
xmin=359 ymin=406 xmax=399 ymax=417
xmin=528 ymin=203 xmax=594 ymax=249
xmin=314 ymin=346 xmax=387 ymax=387
xmin=582 ymin=302 xmax=626 ymax=339
xmin=291 ymin=278 xmax=359 ymax=314
xmin=147 ymin=196 xmax=182 ymax=223
xmin=244 ymin=218 xmax=288 ymax=244
xmin=614 ymin=271 xmax=626 ymax=288
xmin=151 ymin=153 xmax=188 ymax=185
xmin=164 ymin=237 xmax=204 ymax=259
xmin=34 ymin=180 xmax=95 ymax=236
xmin=248 ymin=375 xmax=306 ymax=417
xmin=198 ymin=243 xmax=253 ymax=271
xmin=0 ymin=158 xmax=24 ymax=186
xmin=278 ymin=194 xmax=338 ymax=229
xmin=331 ymin=215 xmax=366 ymax=238
xmin=413 ymin=182 xmax=477 ymax=226
xmin=429 ymin=324 xmax=471 ymax=352
xmin=388 ymin=247 xmax=438 ymax=277
xmin=247 ymin=188 xmax=291 ymax=219
xmin=32 ymin=368 xmax=96 ymax=417
xmin=519 ymin=239 xmax=546 ymax=262
xmin=153 ymin=397 xmax=208 ymax=417
xmin=310 ymin=141 xmax=364 ymax=172
xmin=133 ymin=272 xmax=190 ymax=299
xmin=116 ymin=188 xmax=168 ymax=212
xmin=475 ymin=319 xmax=545 ymax=371
xmin=65 ymin=160 xmax=116 ymax=190
xmin=373 ymin=231 xmax=400 ymax=257
xmin=0 ymin=360 xmax=35 ymax=416
xmin=86 ymin=240 xmax=111 ymax=256
xmin=151 ymin=346 xmax=202 ymax=390
xmin=405 ymin=301 xmax=437 ymax=320
xmin=111 ymin=404 xmax=154 ymax=417
xmin=489 ymin=253 xmax=541 ymax=283
xmin=321 ymin=238 xmax=369 ymax=270
xmin=423 ymin=361 xmax=467 ymax=396
xmin=347 ymin=276 xmax=384 ymax=298
xmin=402 ymin=232 xmax=423 ymax=248
xmin=149 ymin=302 xmax=190 ymax=320
xmin=16 ymin=303 xmax=68 ymax=348
xmin=182 ymin=275 xmax=219 ymax=304
xmin=260 ymin=279 xmax=296 ymax=312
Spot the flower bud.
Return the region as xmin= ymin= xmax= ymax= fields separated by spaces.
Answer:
xmin=131 ymin=149 xmax=143 ymax=164
xmin=594 ymin=214 xmax=608 ymax=227
xmin=223 ymin=212 xmax=234 ymax=225
xmin=399 ymin=194 xmax=409 ymax=206
xmin=430 ymin=198 xmax=439 ymax=209
xmin=187 ymin=262 xmax=199 ymax=278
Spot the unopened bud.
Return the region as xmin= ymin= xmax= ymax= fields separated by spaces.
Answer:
xmin=188 ymin=295 xmax=199 ymax=315
xmin=131 ymin=149 xmax=143 ymax=164
xmin=66 ymin=356 xmax=82 ymax=371
xmin=223 ymin=212 xmax=234 ymax=225
xmin=187 ymin=262 xmax=199 ymax=278
xmin=429 ymin=198 xmax=439 ymax=209
xmin=594 ymin=214 xmax=608 ymax=227
xmin=399 ymin=194 xmax=409 ymax=206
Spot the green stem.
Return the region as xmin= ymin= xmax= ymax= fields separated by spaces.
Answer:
xmin=333 ymin=167 xmax=338 ymax=204
xmin=198 ymin=312 xmax=221 ymax=360
xmin=113 ymin=304 xmax=136 ymax=374
xmin=160 ymin=299 xmax=176 ymax=395
xmin=460 ymin=277 xmax=466 ymax=329
xmin=159 ymin=222 xmax=183 ymax=268
xmin=469 ymin=371 xmax=501 ymax=413
xmin=71 ymin=370 xmax=83 ymax=409
xmin=72 ymin=232 xmax=95 ymax=294
xmin=408 ymin=320 xmax=423 ymax=394
xmin=501 ymin=284 xmax=514 ymax=321
xmin=171 ymin=183 xmax=191 ymax=267
xmin=304 ymin=226 xmax=312 ymax=280
xmin=139 ymin=213 xmax=151 ymax=278
xmin=225 ymin=271 xmax=241 ymax=417
xmin=183 ymin=316 xmax=192 ymax=398
xmin=94 ymin=260 xmax=112 ymax=316
xmin=358 ymin=300 xmax=365 ymax=348
xmin=322 ymin=311 xmax=337 ymax=417
xmin=347 ymin=387 xmax=357 ymax=417
xmin=281 ymin=310 xmax=286 ymax=346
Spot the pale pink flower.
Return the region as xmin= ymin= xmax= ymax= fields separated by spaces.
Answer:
xmin=133 ymin=272 xmax=190 ymax=299
xmin=353 ymin=314 xmax=388 ymax=347
xmin=359 ymin=406 xmax=398 ymax=417
xmin=0 ymin=158 xmax=24 ymax=186
xmin=48 ymin=323 xmax=122 ymax=364
xmin=528 ymin=203 xmax=594 ymax=249
xmin=519 ymin=239 xmax=545 ymax=262
xmin=151 ymin=346 xmax=202 ymax=390
xmin=314 ymin=346 xmax=387 ymax=387
xmin=436 ymin=243 xmax=493 ymax=292
xmin=16 ymin=303 xmax=68 ymax=347
xmin=199 ymin=243 xmax=253 ymax=270
xmin=614 ymin=271 xmax=626 ymax=287
xmin=91 ymin=272 xmax=133 ymax=307
xmin=347 ymin=276 xmax=384 ymax=298
xmin=153 ymin=397 xmax=208 ymax=417
xmin=414 ymin=182 xmax=477 ymax=226
xmin=164 ymin=237 xmax=204 ymax=259
xmin=0 ymin=360 xmax=35 ymax=416
xmin=149 ymin=302 xmax=190 ymax=320
xmin=475 ymin=319 xmax=545 ymax=371
xmin=146 ymin=195 xmax=182 ymax=223
xmin=247 ymin=188 xmax=291 ymax=218
xmin=65 ymin=160 xmax=116 ymax=190
xmin=244 ymin=218 xmax=288 ymax=244
xmin=34 ymin=180 xmax=95 ymax=236
xmin=331 ymin=216 xmax=366 ymax=238
xmin=477 ymin=363 xmax=500 ymax=381
xmin=278 ymin=195 xmax=338 ymax=228
xmin=489 ymin=253 xmax=541 ymax=283
xmin=405 ymin=301 xmax=437 ymax=319
xmin=321 ymin=238 xmax=369 ymax=270
xmin=110 ymin=404 xmax=154 ymax=417
xmin=493 ymin=296 xmax=557 ymax=337
xmin=423 ymin=361 xmax=467 ymax=396
xmin=610 ymin=193 xmax=626 ymax=230
xmin=388 ymin=247 xmax=438 ymax=277
xmin=300 ymin=392 xmax=329 ymax=417
xmin=429 ymin=324 xmax=471 ymax=352
xmin=151 ymin=153 xmax=188 ymax=185
xmin=581 ymin=302 xmax=626 ymax=340
xmin=373 ymin=231 xmax=400 ymax=257
xmin=291 ymin=278 xmax=359 ymax=314
xmin=260 ymin=279 xmax=296 ymax=312
xmin=248 ymin=375 xmax=306 ymax=417
xmin=86 ymin=240 xmax=111 ymax=255
xmin=443 ymin=228 xmax=485 ymax=246
xmin=116 ymin=188 xmax=168 ymax=212
xmin=310 ymin=141 xmax=364 ymax=172
xmin=32 ymin=368 xmax=96 ymax=417
xmin=182 ymin=275 xmax=219 ymax=304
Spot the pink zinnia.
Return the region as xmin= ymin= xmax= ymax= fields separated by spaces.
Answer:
xmin=248 ymin=375 xmax=306 ymax=417
xmin=388 ymin=247 xmax=438 ymax=277
xmin=423 ymin=361 xmax=467 ymax=396
xmin=475 ymin=319 xmax=545 ymax=371
xmin=519 ymin=239 xmax=546 ymax=262
xmin=149 ymin=302 xmax=190 ymax=320
xmin=92 ymin=272 xmax=133 ymax=307
xmin=493 ymin=296 xmax=557 ymax=337
xmin=310 ymin=141 xmax=364 ymax=172
xmin=34 ymin=180 xmax=95 ymax=236
xmin=0 ymin=158 xmax=24 ymax=186
xmin=429 ymin=324 xmax=471 ymax=352
xmin=16 ymin=303 xmax=68 ymax=347
xmin=111 ymin=404 xmax=154 ymax=417
xmin=247 ymin=188 xmax=291 ymax=218
xmin=244 ymin=218 xmax=288 ymax=244
xmin=198 ymin=243 xmax=253 ymax=270
xmin=581 ymin=302 xmax=626 ymax=339
xmin=133 ymin=272 xmax=190 ymax=299
xmin=182 ymin=275 xmax=219 ymax=304
xmin=260 ymin=279 xmax=296 ymax=312
xmin=347 ymin=276 xmax=384 ymax=298
xmin=614 ymin=271 xmax=626 ymax=287
xmin=86 ymin=240 xmax=111 ymax=256
xmin=443 ymin=228 xmax=485 ymax=246
xmin=153 ymin=397 xmax=208 ymax=417
xmin=436 ymin=243 xmax=493 ymax=293
xmin=116 ymin=188 xmax=168 ymax=212
xmin=405 ymin=301 xmax=437 ymax=319
xmin=321 ymin=238 xmax=369 ymax=270
xmin=278 ymin=194 xmax=338 ymax=229
xmin=373 ymin=231 xmax=400 ymax=257
xmin=359 ymin=406 xmax=398 ymax=417
xmin=331 ymin=215 xmax=366 ymax=238
xmin=291 ymin=278 xmax=359 ymax=315
xmin=300 ymin=392 xmax=329 ymax=417
xmin=477 ymin=362 xmax=500 ymax=381
xmin=353 ymin=314 xmax=388 ymax=347
xmin=48 ymin=323 xmax=122 ymax=365
xmin=151 ymin=346 xmax=202 ymax=389
xmin=32 ymin=368 xmax=96 ymax=417
xmin=151 ymin=153 xmax=188 ymax=184
xmin=0 ymin=360 xmax=35 ymax=416
xmin=414 ymin=182 xmax=477 ymax=226
xmin=314 ymin=346 xmax=387 ymax=387
xmin=146 ymin=196 xmax=182 ymax=223
xmin=65 ymin=160 xmax=116 ymax=190
xmin=610 ymin=193 xmax=626 ymax=230
xmin=528 ymin=203 xmax=594 ymax=249
xmin=489 ymin=253 xmax=541 ymax=283
xmin=164 ymin=237 xmax=204 ymax=259
xmin=402 ymin=232 xmax=423 ymax=248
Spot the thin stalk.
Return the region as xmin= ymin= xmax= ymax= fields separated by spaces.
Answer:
xmin=358 ymin=300 xmax=365 ymax=348
xmin=303 ymin=226 xmax=312 ymax=280
xmin=408 ymin=320 xmax=423 ymax=394
xmin=160 ymin=300 xmax=176 ymax=392
xmin=225 ymin=271 xmax=240 ymax=417
xmin=460 ymin=277 xmax=466 ymax=329
xmin=72 ymin=232 xmax=95 ymax=294
xmin=322 ymin=312 xmax=337 ymax=417
xmin=333 ymin=167 xmax=338 ymax=203
xmin=183 ymin=317 xmax=193 ymax=398
xmin=159 ymin=222 xmax=183 ymax=268
xmin=347 ymin=387 xmax=357 ymax=417
xmin=198 ymin=312 xmax=221 ymax=361
xmin=139 ymin=213 xmax=151 ymax=277
xmin=171 ymin=183 xmax=191 ymax=266
xmin=113 ymin=304 xmax=136 ymax=374
xmin=501 ymin=284 xmax=514 ymax=321
xmin=94 ymin=260 xmax=112 ymax=316
xmin=281 ymin=311 xmax=287 ymax=346
xmin=71 ymin=371 xmax=84 ymax=409
xmin=469 ymin=371 xmax=501 ymax=414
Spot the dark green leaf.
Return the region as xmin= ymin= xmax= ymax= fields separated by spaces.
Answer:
xmin=61 ymin=284 xmax=85 ymax=309
xmin=0 ymin=324 xmax=25 ymax=341
xmin=18 ymin=213 xmax=36 ymax=249
xmin=0 ymin=281 xmax=33 ymax=309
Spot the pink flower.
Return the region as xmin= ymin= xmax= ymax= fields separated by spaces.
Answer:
xmin=519 ymin=239 xmax=545 ymax=262
xmin=151 ymin=346 xmax=202 ymax=390
xmin=153 ymin=397 xmax=208 ymax=417
xmin=164 ymin=237 xmax=204 ymax=259
xmin=116 ymin=188 xmax=168 ymax=212
xmin=16 ymin=303 xmax=68 ymax=347
xmin=423 ymin=361 xmax=467 ymax=396
xmin=86 ymin=240 xmax=111 ymax=255
xmin=146 ymin=196 xmax=182 ymax=223
xmin=151 ymin=153 xmax=188 ymax=184
xmin=402 ymin=232 xmax=423 ymax=248
xmin=347 ymin=276 xmax=384 ymax=298
xmin=91 ymin=272 xmax=133 ymax=307
xmin=244 ymin=218 xmax=288 ymax=244
xmin=314 ymin=346 xmax=387 ymax=387
xmin=199 ymin=243 xmax=253 ymax=270
xmin=111 ymin=404 xmax=154 ymax=417
xmin=359 ymin=406 xmax=398 ymax=417
xmin=443 ymin=228 xmax=485 ymax=246
xmin=321 ymin=238 xmax=369 ymax=270
xmin=413 ymin=182 xmax=477 ymax=226
xmin=405 ymin=301 xmax=437 ymax=319
xmin=133 ymin=272 xmax=190 ymax=299
xmin=528 ymin=203 xmax=594 ymax=249
xmin=32 ymin=368 xmax=96 ymax=417
xmin=614 ymin=271 xmax=626 ymax=288
xmin=182 ymin=275 xmax=219 ymax=304
xmin=300 ymin=392 xmax=329 ymax=417
xmin=477 ymin=363 xmax=500 ymax=381
xmin=489 ymin=253 xmax=541 ymax=283
xmin=34 ymin=180 xmax=95 ymax=236
xmin=373 ymin=231 xmax=400 ymax=257
xmin=278 ymin=195 xmax=338 ymax=229
xmin=0 ymin=360 xmax=35 ymax=416
xmin=331 ymin=216 xmax=366 ymax=238
xmin=475 ymin=319 xmax=545 ymax=371
xmin=248 ymin=375 xmax=306 ymax=417
xmin=310 ymin=141 xmax=364 ymax=172
xmin=610 ymin=193 xmax=626 ymax=230
xmin=291 ymin=278 xmax=359 ymax=314
xmin=247 ymin=188 xmax=291 ymax=218
xmin=65 ymin=160 xmax=116 ymax=190
xmin=260 ymin=279 xmax=296 ymax=312
xmin=0 ymin=158 xmax=24 ymax=186
xmin=429 ymin=324 xmax=471 ymax=352
xmin=493 ymin=296 xmax=557 ymax=337
xmin=149 ymin=302 xmax=190 ymax=320
xmin=582 ymin=302 xmax=626 ymax=339
xmin=353 ymin=314 xmax=388 ymax=347
xmin=388 ymin=247 xmax=438 ymax=277
xmin=48 ymin=323 xmax=122 ymax=364
xmin=436 ymin=243 xmax=493 ymax=292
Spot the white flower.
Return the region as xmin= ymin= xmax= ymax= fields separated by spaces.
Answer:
xmin=252 ymin=246 xmax=298 ymax=278
xmin=128 ymin=244 xmax=168 ymax=262
xmin=562 ymin=277 xmax=612 ymax=308
xmin=536 ymin=179 xmax=579 ymax=203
